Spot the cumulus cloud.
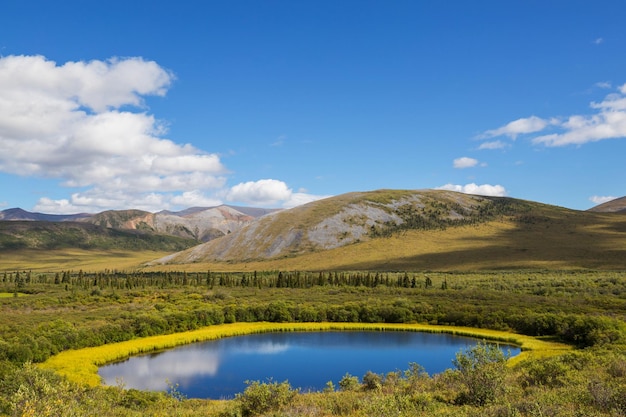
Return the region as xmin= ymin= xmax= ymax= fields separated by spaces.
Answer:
xmin=35 ymin=190 xmax=174 ymax=214
xmin=170 ymin=190 xmax=223 ymax=208
xmin=226 ymin=179 xmax=329 ymax=208
xmin=0 ymin=55 xmax=230 ymax=212
xmin=480 ymin=83 xmax=626 ymax=148
xmin=436 ymin=183 xmax=507 ymax=197
xmin=226 ymin=179 xmax=292 ymax=206
xmin=453 ymin=157 xmax=479 ymax=169
xmin=589 ymin=195 xmax=618 ymax=205
xmin=0 ymin=55 xmax=323 ymax=213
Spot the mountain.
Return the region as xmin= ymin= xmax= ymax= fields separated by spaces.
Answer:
xmin=160 ymin=205 xmax=277 ymax=218
xmin=0 ymin=205 xmax=277 ymax=243
xmin=4 ymin=191 xmax=626 ymax=271
xmin=150 ymin=205 xmax=264 ymax=241
xmin=0 ymin=221 xmax=197 ymax=251
xmin=588 ymin=196 xmax=626 ymax=213
xmin=151 ymin=189 xmax=626 ymax=270
xmin=0 ymin=208 xmax=91 ymax=222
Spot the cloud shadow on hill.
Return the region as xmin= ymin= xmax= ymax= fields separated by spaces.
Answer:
xmin=337 ymin=215 xmax=626 ymax=271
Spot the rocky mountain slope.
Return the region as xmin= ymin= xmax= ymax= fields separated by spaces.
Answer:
xmin=87 ymin=206 xmax=264 ymax=242
xmin=146 ymin=189 xmax=626 ymax=271
xmin=152 ymin=189 xmax=546 ymax=264
xmin=0 ymin=205 xmax=277 ymax=243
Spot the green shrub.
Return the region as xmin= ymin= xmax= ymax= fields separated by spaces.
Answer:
xmin=452 ymin=342 xmax=509 ymax=406
xmin=119 ymin=388 xmax=162 ymax=410
xmin=520 ymin=356 xmax=569 ymax=388
xmin=362 ymin=371 xmax=383 ymax=391
xmin=338 ymin=373 xmax=361 ymax=392
xmin=236 ymin=379 xmax=297 ymax=416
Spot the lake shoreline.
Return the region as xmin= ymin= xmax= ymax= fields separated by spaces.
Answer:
xmin=39 ymin=322 xmax=572 ymax=387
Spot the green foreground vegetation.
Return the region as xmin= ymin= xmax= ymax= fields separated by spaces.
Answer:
xmin=1 ymin=269 xmax=625 ymax=416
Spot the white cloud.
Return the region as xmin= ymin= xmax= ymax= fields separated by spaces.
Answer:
xmin=590 ymin=93 xmax=626 ymax=111
xmin=436 ymin=183 xmax=507 ymax=197
xmin=0 ymin=55 xmax=332 ymax=213
xmin=594 ymin=37 xmax=604 ymax=45
xmin=34 ymin=190 xmax=172 ymax=214
xmin=169 ymin=191 xmax=223 ymax=208
xmin=595 ymin=81 xmax=612 ymax=89
xmin=226 ymin=179 xmax=329 ymax=208
xmin=227 ymin=179 xmax=293 ymax=206
xmin=0 ymin=55 xmax=228 ymax=211
xmin=532 ymin=110 xmax=626 ymax=146
xmin=34 ymin=198 xmax=80 ymax=214
xmin=0 ymin=55 xmax=173 ymax=115
xmin=483 ymin=83 xmax=626 ymax=148
xmin=481 ymin=116 xmax=552 ymax=140
xmin=478 ymin=140 xmax=507 ymax=150
xmin=589 ymin=195 xmax=618 ymax=205
xmin=453 ymin=157 xmax=479 ymax=169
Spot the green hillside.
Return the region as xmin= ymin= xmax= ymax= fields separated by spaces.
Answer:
xmin=153 ymin=190 xmax=626 ymax=271
xmin=0 ymin=221 xmax=197 ymax=252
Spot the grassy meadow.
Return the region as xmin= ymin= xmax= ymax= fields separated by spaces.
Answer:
xmin=0 ymin=249 xmax=175 ymax=272
xmin=0 ymin=266 xmax=625 ymax=416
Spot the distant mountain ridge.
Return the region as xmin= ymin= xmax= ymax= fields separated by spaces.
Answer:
xmin=0 ymin=221 xmax=197 ymax=251
xmin=588 ymin=196 xmax=626 ymax=213
xmin=0 ymin=208 xmax=91 ymax=222
xmin=0 ymin=205 xmax=279 ymax=243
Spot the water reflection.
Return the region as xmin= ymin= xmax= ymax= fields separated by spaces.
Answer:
xmin=99 ymin=331 xmax=519 ymax=399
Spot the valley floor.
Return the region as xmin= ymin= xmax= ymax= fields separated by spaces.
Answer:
xmin=0 ymin=269 xmax=625 ymax=416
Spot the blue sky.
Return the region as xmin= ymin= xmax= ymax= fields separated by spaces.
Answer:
xmin=1 ymin=0 xmax=625 ymax=213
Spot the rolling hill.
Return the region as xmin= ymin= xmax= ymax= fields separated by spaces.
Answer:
xmin=150 ymin=189 xmax=626 ymax=271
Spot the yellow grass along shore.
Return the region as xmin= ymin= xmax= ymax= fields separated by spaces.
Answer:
xmin=40 ymin=322 xmax=571 ymax=387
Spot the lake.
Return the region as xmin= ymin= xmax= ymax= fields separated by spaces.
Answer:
xmin=99 ymin=331 xmax=519 ymax=399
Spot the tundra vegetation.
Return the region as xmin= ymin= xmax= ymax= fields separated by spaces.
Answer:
xmin=0 ymin=269 xmax=625 ymax=416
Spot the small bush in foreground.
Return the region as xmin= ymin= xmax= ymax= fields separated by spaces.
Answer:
xmin=235 ymin=379 xmax=298 ymax=416
xmin=453 ymin=342 xmax=508 ymax=406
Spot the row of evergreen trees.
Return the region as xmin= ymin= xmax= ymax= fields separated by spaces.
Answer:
xmin=2 ymin=270 xmax=448 ymax=290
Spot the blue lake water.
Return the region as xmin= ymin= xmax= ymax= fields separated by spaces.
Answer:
xmin=99 ymin=331 xmax=519 ymax=399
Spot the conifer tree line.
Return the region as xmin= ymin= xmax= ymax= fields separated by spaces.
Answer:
xmin=1 ymin=270 xmax=444 ymax=290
